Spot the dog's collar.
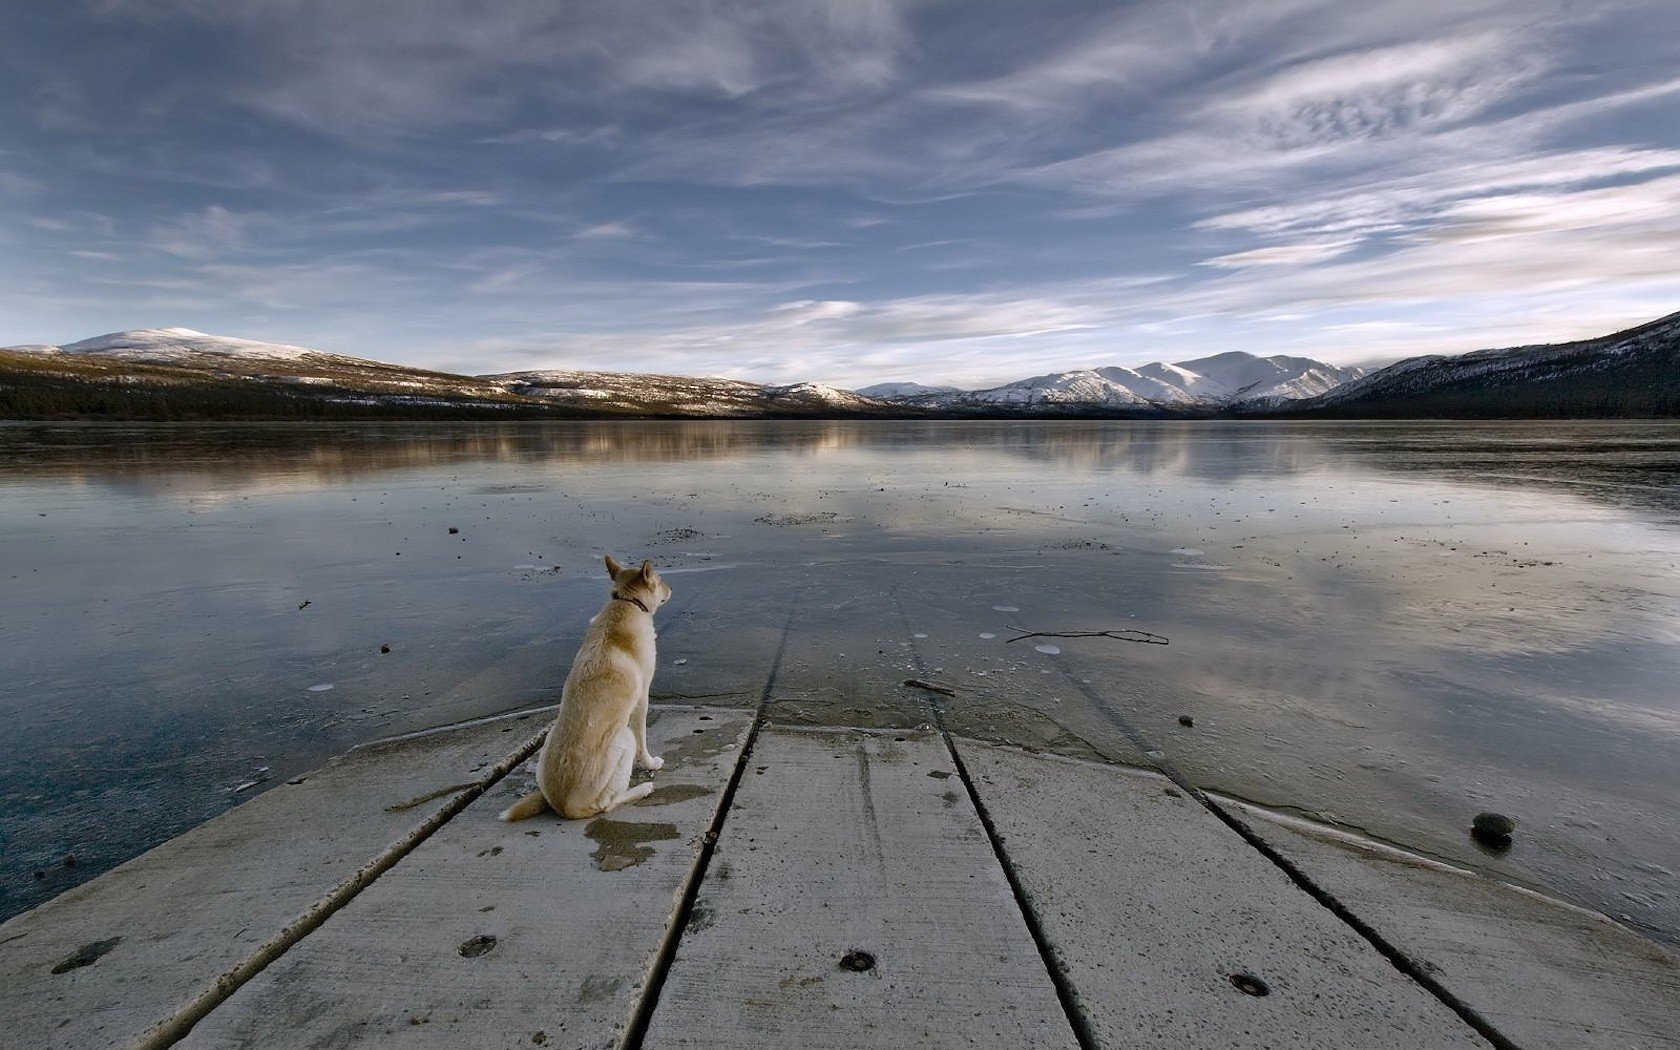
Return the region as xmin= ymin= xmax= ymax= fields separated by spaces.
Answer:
xmin=611 ymin=592 xmax=651 ymax=614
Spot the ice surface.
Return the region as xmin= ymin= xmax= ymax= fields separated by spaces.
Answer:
xmin=4 ymin=419 xmax=1679 ymax=950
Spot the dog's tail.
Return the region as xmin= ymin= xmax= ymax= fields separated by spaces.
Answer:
xmin=499 ymin=790 xmax=549 ymax=822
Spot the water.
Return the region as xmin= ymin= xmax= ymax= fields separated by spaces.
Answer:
xmin=2 ymin=420 xmax=1677 ymax=947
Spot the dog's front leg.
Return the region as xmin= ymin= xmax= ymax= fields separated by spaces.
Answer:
xmin=632 ymin=689 xmax=663 ymax=770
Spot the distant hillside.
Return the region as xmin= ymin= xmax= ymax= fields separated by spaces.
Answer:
xmin=1277 ymin=311 xmax=1680 ymax=418
xmin=854 ymin=381 xmax=961 ymax=398
xmin=0 ymin=330 xmax=554 ymax=420
xmin=488 ymin=369 xmax=896 ymax=417
xmin=0 ymin=329 xmax=905 ymax=420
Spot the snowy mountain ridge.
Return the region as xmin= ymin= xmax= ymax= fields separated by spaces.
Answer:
xmin=40 ymin=327 xmax=360 ymax=365
xmin=875 ymin=352 xmax=1365 ymax=411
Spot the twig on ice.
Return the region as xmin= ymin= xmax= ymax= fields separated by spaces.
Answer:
xmin=1003 ymin=627 xmax=1169 ymax=646
xmin=903 ymin=678 xmax=957 ymax=696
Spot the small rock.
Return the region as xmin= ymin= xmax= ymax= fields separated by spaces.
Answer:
xmin=1178 ymin=715 xmax=1194 ymax=728
xmin=1471 ymin=811 xmax=1516 ymax=851
xmin=458 ymin=934 xmax=497 ymax=958
xmin=1229 ymin=972 xmax=1270 ymax=996
xmin=1473 ymin=811 xmax=1516 ymax=836
xmin=62 ymin=853 xmax=75 ymax=868
xmin=839 ymin=950 xmax=876 ymax=972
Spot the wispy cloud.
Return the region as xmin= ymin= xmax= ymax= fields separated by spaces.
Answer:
xmin=1201 ymin=240 xmax=1359 ymax=268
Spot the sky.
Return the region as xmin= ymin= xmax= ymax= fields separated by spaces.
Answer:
xmin=3 ymin=0 xmax=1679 ymax=388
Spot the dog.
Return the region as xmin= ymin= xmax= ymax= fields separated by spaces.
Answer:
xmin=499 ymin=555 xmax=671 ymax=821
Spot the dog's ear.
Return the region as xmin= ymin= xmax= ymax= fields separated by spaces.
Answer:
xmin=639 ymin=559 xmax=653 ymax=581
xmin=604 ymin=554 xmax=623 ymax=576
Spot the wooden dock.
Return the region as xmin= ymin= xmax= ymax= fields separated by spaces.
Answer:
xmin=2 ymin=700 xmax=1677 ymax=1049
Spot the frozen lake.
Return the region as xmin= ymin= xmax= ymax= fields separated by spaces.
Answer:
xmin=2 ymin=420 xmax=1677 ymax=946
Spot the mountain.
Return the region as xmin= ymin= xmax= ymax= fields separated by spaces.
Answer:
xmin=488 ymin=370 xmax=896 ymax=416
xmin=1169 ymin=352 xmax=1360 ymax=405
xmin=1280 ymin=311 xmax=1680 ymax=418
xmin=855 ymin=381 xmax=961 ymax=398
xmin=0 ymin=328 xmax=903 ymax=419
xmin=1 ymin=327 xmax=549 ymax=418
xmin=874 ymin=352 xmax=1364 ymax=415
xmin=41 ymin=327 xmax=346 ymax=366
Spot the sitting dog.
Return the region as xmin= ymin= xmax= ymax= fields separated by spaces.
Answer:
xmin=500 ymin=555 xmax=670 ymax=821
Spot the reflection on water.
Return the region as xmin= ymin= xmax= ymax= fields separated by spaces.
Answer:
xmin=2 ymin=420 xmax=1678 ymax=946
xmin=6 ymin=420 xmax=1677 ymax=516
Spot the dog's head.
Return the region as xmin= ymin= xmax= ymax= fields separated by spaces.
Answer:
xmin=604 ymin=554 xmax=672 ymax=610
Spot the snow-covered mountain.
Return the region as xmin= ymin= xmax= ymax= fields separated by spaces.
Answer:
xmin=37 ymin=327 xmax=356 ymax=366
xmin=1285 ymin=310 xmax=1680 ymax=418
xmin=1170 ymin=352 xmax=1359 ymax=404
xmin=872 ymin=352 xmax=1364 ymax=413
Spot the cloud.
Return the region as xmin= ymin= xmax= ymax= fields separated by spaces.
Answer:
xmin=764 ymin=299 xmax=864 ymax=324
xmin=1196 ymin=146 xmax=1680 ymax=239
xmin=573 ymin=221 xmax=639 ymax=240
xmin=91 ymin=0 xmax=914 ymax=131
xmin=449 ymin=285 xmax=1124 ymax=386
xmin=1200 ymin=240 xmax=1359 ymax=268
xmin=1019 ymin=30 xmax=1550 ymax=196
xmin=1208 ymin=33 xmax=1542 ymax=146
xmin=149 ymin=205 xmax=250 ymax=258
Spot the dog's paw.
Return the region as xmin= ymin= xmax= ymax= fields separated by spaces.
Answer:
xmin=639 ymin=754 xmax=665 ymax=771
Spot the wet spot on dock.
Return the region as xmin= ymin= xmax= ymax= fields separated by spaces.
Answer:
xmin=779 ymin=973 xmax=824 ymax=989
xmin=635 ymin=783 xmax=714 ymax=807
xmin=585 ymin=819 xmax=679 ymax=871
xmin=577 ymin=974 xmax=622 ymax=1003
xmin=50 ymin=936 xmax=120 ymax=974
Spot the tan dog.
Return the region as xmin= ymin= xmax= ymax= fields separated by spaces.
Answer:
xmin=500 ymin=555 xmax=671 ymax=821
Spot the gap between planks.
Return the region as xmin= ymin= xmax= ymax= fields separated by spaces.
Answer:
xmin=136 ymin=726 xmax=550 ymax=1050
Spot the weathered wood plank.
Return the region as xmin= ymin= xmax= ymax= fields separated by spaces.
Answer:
xmin=959 ymin=742 xmax=1489 ymax=1049
xmin=0 ymin=712 xmax=549 ymax=1050
xmin=644 ymin=726 xmax=1079 ymax=1050
xmin=1234 ymin=803 xmax=1680 ymax=1049
xmin=178 ymin=707 xmax=753 ymax=1049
